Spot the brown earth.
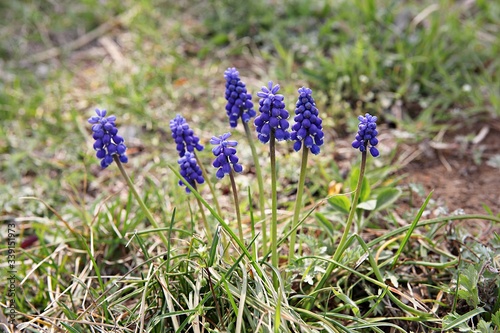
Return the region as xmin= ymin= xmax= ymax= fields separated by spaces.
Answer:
xmin=401 ymin=119 xmax=500 ymax=215
xmin=394 ymin=119 xmax=500 ymax=241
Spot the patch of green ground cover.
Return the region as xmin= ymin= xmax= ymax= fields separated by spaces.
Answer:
xmin=0 ymin=0 xmax=200 ymax=212
xmin=1 ymin=0 xmax=500 ymax=332
xmin=197 ymin=0 xmax=500 ymax=127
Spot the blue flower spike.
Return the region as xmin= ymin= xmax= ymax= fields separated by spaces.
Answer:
xmin=352 ymin=113 xmax=380 ymax=157
xmin=291 ymin=87 xmax=324 ymax=155
xmin=210 ymin=133 xmax=243 ymax=179
xmin=255 ymin=81 xmax=290 ymax=143
xmin=224 ymin=67 xmax=256 ymax=128
xmin=170 ymin=114 xmax=204 ymax=157
xmin=178 ymin=152 xmax=205 ymax=193
xmin=88 ymin=108 xmax=128 ymax=168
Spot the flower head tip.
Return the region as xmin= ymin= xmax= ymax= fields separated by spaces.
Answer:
xmin=290 ymin=87 xmax=324 ymax=154
xmin=178 ymin=151 xmax=205 ymax=193
xmin=170 ymin=114 xmax=204 ymax=157
xmin=224 ymin=67 xmax=256 ymax=128
xmin=352 ymin=113 xmax=379 ymax=157
xmin=254 ymin=81 xmax=290 ymax=143
xmin=211 ymin=132 xmax=243 ymax=179
xmin=88 ymin=108 xmax=128 ymax=168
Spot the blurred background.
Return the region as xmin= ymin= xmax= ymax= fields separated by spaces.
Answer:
xmin=1 ymin=0 xmax=499 ymax=216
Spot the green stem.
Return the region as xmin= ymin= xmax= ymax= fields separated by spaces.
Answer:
xmin=307 ymin=151 xmax=367 ymax=309
xmin=243 ymin=121 xmax=267 ymax=254
xmin=270 ymin=133 xmax=279 ymax=288
xmin=169 ymin=165 xmax=266 ymax=280
xmin=333 ymin=151 xmax=367 ymax=261
xmin=288 ymin=147 xmax=309 ymax=265
xmin=229 ymin=170 xmax=243 ymax=242
xmin=114 ymin=155 xmax=169 ymax=247
xmin=193 ymin=183 xmax=212 ymax=242
xmin=195 ymin=153 xmax=223 ymax=219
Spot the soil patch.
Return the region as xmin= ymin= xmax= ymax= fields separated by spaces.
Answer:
xmin=398 ymin=119 xmax=500 ymax=239
xmin=401 ymin=120 xmax=500 ymax=213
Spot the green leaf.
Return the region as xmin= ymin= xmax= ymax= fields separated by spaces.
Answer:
xmin=331 ymin=288 xmax=361 ymax=317
xmin=359 ymin=177 xmax=371 ymax=202
xmin=442 ymin=308 xmax=486 ymax=331
xmin=60 ymin=322 xmax=82 ymax=333
xmin=477 ymin=320 xmax=493 ymax=333
xmin=491 ymin=309 xmax=500 ymax=328
xmin=351 ymin=172 xmax=371 ymax=202
xmin=207 ymin=225 xmax=221 ymax=267
xmin=456 ymin=265 xmax=480 ymax=307
xmin=391 ymin=191 xmax=432 ymax=269
xmin=357 ymin=200 xmax=376 ymax=211
xmin=350 ymin=167 xmax=371 ymax=202
xmin=315 ymin=212 xmax=334 ymax=237
xmin=349 ymin=167 xmax=359 ymax=193
xmin=210 ymin=33 xmax=229 ymax=45
xmin=375 ymin=188 xmax=402 ymax=211
xmin=328 ymin=195 xmax=351 ymax=214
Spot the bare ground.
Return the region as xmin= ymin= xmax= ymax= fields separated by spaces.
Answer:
xmin=402 ymin=119 xmax=500 ymax=214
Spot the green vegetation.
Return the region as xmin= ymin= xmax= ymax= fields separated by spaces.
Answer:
xmin=1 ymin=0 xmax=499 ymax=332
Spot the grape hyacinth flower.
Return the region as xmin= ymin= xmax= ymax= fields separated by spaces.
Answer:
xmin=290 ymin=87 xmax=324 ymax=154
xmin=88 ymin=108 xmax=128 ymax=168
xmin=288 ymin=87 xmax=324 ymax=266
xmin=225 ymin=68 xmax=266 ymax=241
xmin=312 ymin=113 xmax=381 ymax=299
xmin=255 ymin=81 xmax=290 ymax=286
xmin=352 ymin=113 xmax=379 ymax=157
xmin=211 ymin=132 xmax=244 ymax=241
xmin=170 ymin=114 xmax=204 ymax=157
xmin=178 ymin=152 xmax=205 ymax=193
xmin=255 ymin=81 xmax=290 ymax=143
xmin=210 ymin=133 xmax=243 ymax=179
xmin=224 ymin=67 xmax=256 ymax=128
xmin=171 ymin=114 xmax=223 ymax=217
xmin=89 ymin=108 xmax=170 ymax=247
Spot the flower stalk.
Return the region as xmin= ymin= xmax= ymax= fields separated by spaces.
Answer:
xmin=288 ymin=146 xmax=309 ymax=264
xmin=194 ymin=153 xmax=223 ymax=218
xmin=255 ymin=81 xmax=290 ymax=288
xmin=288 ymin=87 xmax=323 ymax=266
xmin=193 ymin=183 xmax=212 ymax=242
xmin=308 ymin=112 xmax=379 ymax=309
xmin=229 ymin=170 xmax=243 ymax=242
xmin=114 ymin=155 xmax=170 ymax=247
xmin=243 ymin=121 xmax=267 ymax=252
xmin=306 ymin=151 xmax=366 ymax=309
xmin=269 ymin=132 xmax=279 ymax=287
xmin=334 ymin=151 xmax=366 ymax=261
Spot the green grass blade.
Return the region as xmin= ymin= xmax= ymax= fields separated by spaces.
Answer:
xmin=442 ymin=308 xmax=486 ymax=331
xmin=236 ymin=262 xmax=248 ymax=333
xmin=391 ymin=190 xmax=433 ymax=269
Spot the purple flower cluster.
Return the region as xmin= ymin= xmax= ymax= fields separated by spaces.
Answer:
xmin=352 ymin=113 xmax=380 ymax=157
xmin=290 ymin=87 xmax=324 ymax=154
xmin=170 ymin=114 xmax=204 ymax=157
xmin=224 ymin=68 xmax=256 ymax=128
xmin=255 ymin=81 xmax=290 ymax=143
xmin=178 ymin=152 xmax=205 ymax=192
xmin=210 ymin=133 xmax=243 ymax=179
xmin=88 ymin=108 xmax=128 ymax=168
